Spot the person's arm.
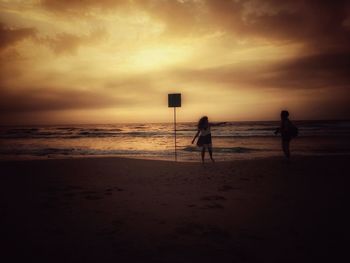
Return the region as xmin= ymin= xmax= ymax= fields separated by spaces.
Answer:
xmin=192 ymin=130 xmax=200 ymax=144
xmin=210 ymin=122 xmax=227 ymax=127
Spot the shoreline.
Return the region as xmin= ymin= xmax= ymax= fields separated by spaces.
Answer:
xmin=1 ymin=152 xmax=350 ymax=163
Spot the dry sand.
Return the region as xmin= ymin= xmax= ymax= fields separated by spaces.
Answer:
xmin=1 ymin=156 xmax=349 ymax=262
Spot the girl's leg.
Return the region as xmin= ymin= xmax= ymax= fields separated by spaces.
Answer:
xmin=282 ymin=140 xmax=290 ymax=159
xmin=201 ymin=147 xmax=205 ymax=163
xmin=208 ymin=146 xmax=215 ymax=162
xmin=285 ymin=141 xmax=290 ymax=158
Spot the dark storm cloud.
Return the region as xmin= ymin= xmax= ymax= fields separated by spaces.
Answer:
xmin=171 ymin=51 xmax=350 ymax=90
xmin=243 ymin=1 xmax=350 ymax=52
xmin=153 ymin=0 xmax=350 ymax=92
xmin=39 ymin=0 xmax=350 ymax=50
xmin=0 ymin=23 xmax=36 ymax=50
xmin=266 ymin=51 xmax=350 ymax=88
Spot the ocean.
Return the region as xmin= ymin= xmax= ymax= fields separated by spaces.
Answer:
xmin=1 ymin=120 xmax=350 ymax=161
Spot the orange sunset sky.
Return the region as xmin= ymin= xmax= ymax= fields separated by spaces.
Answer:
xmin=1 ymin=0 xmax=350 ymax=124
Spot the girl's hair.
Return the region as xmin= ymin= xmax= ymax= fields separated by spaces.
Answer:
xmin=198 ymin=116 xmax=209 ymax=130
xmin=281 ymin=110 xmax=289 ymax=120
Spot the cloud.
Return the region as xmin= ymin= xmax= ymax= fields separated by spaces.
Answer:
xmin=0 ymin=87 xmax=125 ymax=113
xmin=0 ymin=72 xmax=163 ymax=114
xmin=1 ymin=0 xmax=350 ymax=122
xmin=0 ymin=22 xmax=105 ymax=57
xmin=38 ymin=0 xmax=350 ymax=46
xmin=245 ymin=1 xmax=350 ymax=48
xmin=40 ymin=0 xmax=128 ymax=15
xmin=136 ymin=0 xmax=207 ymax=36
xmin=39 ymin=28 xmax=107 ymax=55
xmin=169 ymin=50 xmax=350 ymax=90
xmin=0 ymin=23 xmax=36 ymax=50
xmin=198 ymin=0 xmax=350 ymax=54
xmin=43 ymin=33 xmax=82 ymax=55
xmin=266 ymin=51 xmax=350 ymax=88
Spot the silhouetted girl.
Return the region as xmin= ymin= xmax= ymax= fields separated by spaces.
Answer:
xmin=275 ymin=110 xmax=298 ymax=159
xmin=192 ymin=116 xmax=225 ymax=163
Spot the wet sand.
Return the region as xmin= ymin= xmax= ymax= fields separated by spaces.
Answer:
xmin=1 ymin=156 xmax=349 ymax=262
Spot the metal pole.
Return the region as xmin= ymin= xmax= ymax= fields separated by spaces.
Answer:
xmin=174 ymin=107 xmax=177 ymax=161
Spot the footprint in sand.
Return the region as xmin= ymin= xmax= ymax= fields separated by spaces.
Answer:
xmin=63 ymin=192 xmax=76 ymax=197
xmin=113 ymin=186 xmax=124 ymax=191
xmin=46 ymin=195 xmax=59 ymax=201
xmin=200 ymin=195 xmax=226 ymax=201
xmin=155 ymin=219 xmax=167 ymax=225
xmin=239 ymin=177 xmax=250 ymax=181
xmin=84 ymin=195 xmax=103 ymax=200
xmin=111 ymin=219 xmax=124 ymax=228
xmin=272 ymin=193 xmax=288 ymax=202
xmin=66 ymin=185 xmax=83 ymax=190
xmin=175 ymin=222 xmax=204 ymax=236
xmin=40 ymin=202 xmax=56 ymax=209
xmin=81 ymin=190 xmax=97 ymax=195
xmin=95 ymin=219 xmax=125 ymax=238
xmin=79 ymin=190 xmax=103 ymax=200
xmin=203 ymin=203 xmax=224 ymax=209
xmin=200 ymin=195 xmax=226 ymax=209
xmin=46 ymin=186 xmax=62 ymax=193
xmin=103 ymin=188 xmax=114 ymax=195
xmin=175 ymin=222 xmax=231 ymax=243
xmin=218 ymin=185 xmax=241 ymax=192
xmin=96 ymin=228 xmax=117 ymax=240
xmin=238 ymin=232 xmax=264 ymax=241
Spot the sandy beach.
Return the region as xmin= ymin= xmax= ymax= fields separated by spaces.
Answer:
xmin=1 ymin=156 xmax=349 ymax=262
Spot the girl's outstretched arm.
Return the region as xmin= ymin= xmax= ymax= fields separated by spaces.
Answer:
xmin=192 ymin=130 xmax=200 ymax=144
xmin=211 ymin=122 xmax=227 ymax=127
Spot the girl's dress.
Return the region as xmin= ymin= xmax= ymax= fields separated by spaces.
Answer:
xmin=281 ymin=119 xmax=292 ymax=141
xmin=197 ymin=126 xmax=212 ymax=147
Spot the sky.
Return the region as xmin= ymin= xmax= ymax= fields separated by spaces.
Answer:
xmin=1 ymin=0 xmax=350 ymax=124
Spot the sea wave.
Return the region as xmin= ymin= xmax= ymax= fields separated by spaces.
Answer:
xmin=1 ymin=120 xmax=350 ymax=140
xmin=0 ymin=147 xmax=174 ymax=157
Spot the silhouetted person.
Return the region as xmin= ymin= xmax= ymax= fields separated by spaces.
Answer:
xmin=192 ymin=116 xmax=225 ymax=163
xmin=275 ymin=110 xmax=298 ymax=159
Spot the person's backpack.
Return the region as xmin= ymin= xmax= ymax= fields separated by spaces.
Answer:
xmin=289 ymin=122 xmax=298 ymax=138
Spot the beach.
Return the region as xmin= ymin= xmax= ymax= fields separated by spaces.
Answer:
xmin=1 ymin=155 xmax=348 ymax=262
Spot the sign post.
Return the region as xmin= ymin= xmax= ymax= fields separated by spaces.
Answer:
xmin=168 ymin=93 xmax=181 ymax=161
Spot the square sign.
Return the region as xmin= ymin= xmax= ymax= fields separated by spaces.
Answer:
xmin=168 ymin=93 xmax=181 ymax=107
